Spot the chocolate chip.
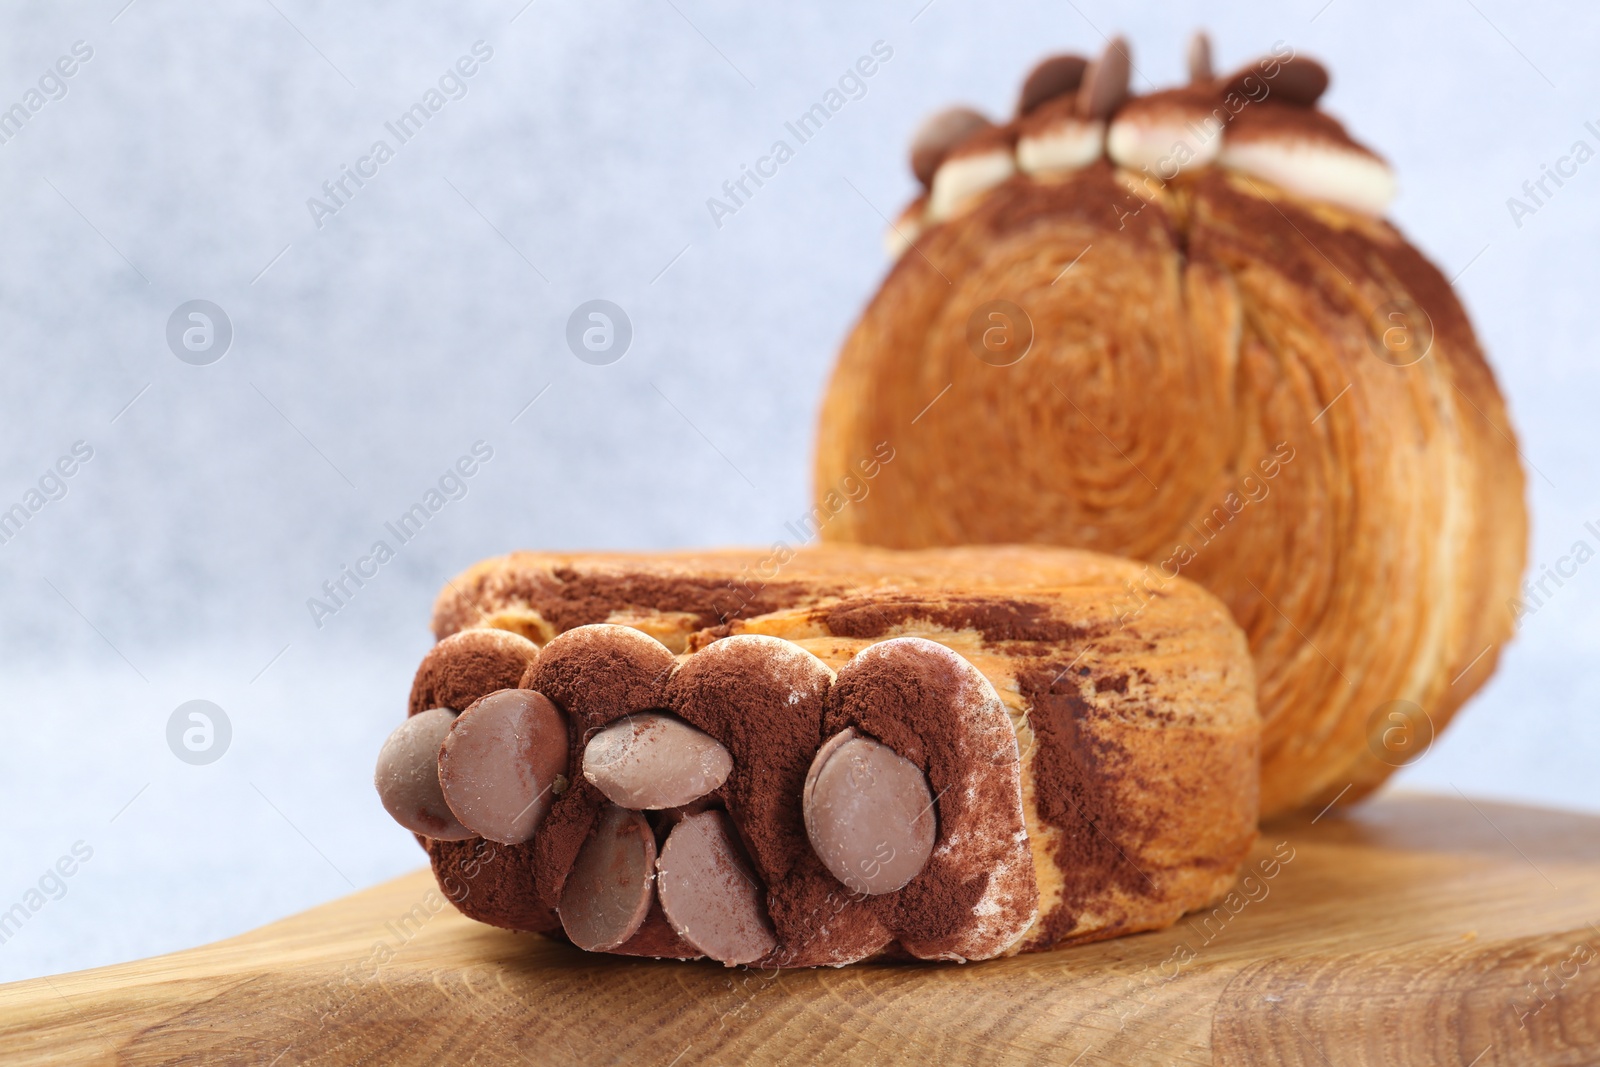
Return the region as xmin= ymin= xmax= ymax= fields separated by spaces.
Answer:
xmin=558 ymin=803 xmax=656 ymax=952
xmin=375 ymin=708 xmax=473 ymax=840
xmin=583 ymin=712 xmax=733 ymax=810
xmin=910 ymin=106 xmax=991 ymax=188
xmin=1187 ymin=30 xmax=1213 ymax=84
xmin=1271 ymin=56 xmax=1330 ymax=106
xmin=1016 ymin=54 xmax=1088 ymax=117
xmin=438 ymin=690 xmax=569 ymax=845
xmin=803 ymin=728 xmax=936 ymax=895
xmin=646 ymin=797 xmax=718 ymax=847
xmin=656 ymin=810 xmax=777 ymax=966
xmin=1077 ymin=36 xmax=1131 ymax=120
xmin=1222 ymin=55 xmax=1329 ymax=108
xmin=408 ymin=628 xmax=541 ymax=717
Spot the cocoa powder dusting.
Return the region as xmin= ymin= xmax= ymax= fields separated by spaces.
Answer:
xmin=1224 ymin=100 xmax=1364 ymax=150
xmin=434 ymin=566 xmax=827 ymax=641
xmin=1095 ymin=673 xmax=1130 ymax=694
xmin=666 ymin=647 xmax=823 ymax=882
xmin=986 ymin=162 xmax=1181 ymax=257
xmin=665 ymin=640 xmax=890 ymax=966
xmin=407 ymin=630 xmax=539 ymax=717
xmin=529 ymin=778 xmax=608 ymax=920
xmin=426 ymin=837 xmax=559 ymax=936
xmin=825 ymin=644 xmax=993 ymax=953
xmin=522 ymin=628 xmax=676 ymax=921
xmin=822 ymin=594 xmax=1088 ymax=645
xmin=1017 ymin=665 xmax=1148 ymax=944
xmin=1190 ymin=168 xmax=1478 ymax=368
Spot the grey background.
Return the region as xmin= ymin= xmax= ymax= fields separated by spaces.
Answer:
xmin=0 ymin=0 xmax=1594 ymax=983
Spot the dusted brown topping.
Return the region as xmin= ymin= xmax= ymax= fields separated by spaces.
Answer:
xmin=374 ymin=708 xmax=471 ymax=840
xmin=945 ymin=121 xmax=1019 ymax=160
xmin=1225 ymin=99 xmax=1369 ymax=152
xmin=826 ymin=638 xmax=1036 ymax=960
xmin=1019 ymin=93 xmax=1094 ymax=137
xmin=1219 ymin=101 xmax=1393 ymax=214
xmin=910 ymin=106 xmax=991 ymax=188
xmin=583 ymin=712 xmax=733 ymax=810
xmin=1015 ymin=667 xmax=1147 ymax=942
xmin=427 ymin=836 xmax=558 ymax=935
xmin=1017 ymin=54 xmax=1087 ymax=116
xmin=1077 ymin=36 xmax=1131 ymax=120
xmin=821 ymin=594 xmax=1089 ymax=645
xmin=432 ymin=563 xmax=825 ymax=645
xmin=407 ymin=628 xmax=540 ymax=717
xmin=438 ymin=690 xmax=569 ymax=845
xmin=558 ymin=803 xmax=656 ymax=952
xmin=522 ymin=623 xmax=676 ymax=727
xmin=655 ymin=810 xmax=778 ymax=966
xmin=803 ymin=728 xmax=937 ymax=895
xmin=667 ymin=636 xmax=834 ymax=883
xmin=1107 ymin=86 xmax=1226 ymax=174
xmin=928 ymin=122 xmax=1019 ymax=221
xmin=1016 ymin=95 xmax=1107 ymax=176
xmin=523 ymin=625 xmax=677 ymax=921
xmin=1115 ymin=85 xmax=1223 ymax=123
xmin=665 ymin=634 xmax=895 ymax=967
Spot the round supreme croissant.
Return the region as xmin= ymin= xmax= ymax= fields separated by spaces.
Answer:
xmin=374 ymin=546 xmax=1259 ymax=964
xmin=814 ymin=34 xmax=1528 ymax=816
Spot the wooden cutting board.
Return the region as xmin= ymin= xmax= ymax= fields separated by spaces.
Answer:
xmin=3 ymin=792 xmax=1598 ymax=1066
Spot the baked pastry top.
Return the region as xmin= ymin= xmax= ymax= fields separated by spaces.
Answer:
xmin=375 ymin=544 xmax=1258 ymax=966
xmin=814 ymin=34 xmax=1527 ymax=817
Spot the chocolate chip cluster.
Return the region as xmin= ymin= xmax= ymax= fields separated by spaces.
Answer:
xmin=375 ymin=623 xmax=1037 ymax=966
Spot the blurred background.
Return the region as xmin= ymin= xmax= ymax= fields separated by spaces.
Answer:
xmin=0 ymin=0 xmax=1594 ymax=983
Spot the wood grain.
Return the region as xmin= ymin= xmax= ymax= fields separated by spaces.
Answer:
xmin=3 ymin=792 xmax=1597 ymax=1066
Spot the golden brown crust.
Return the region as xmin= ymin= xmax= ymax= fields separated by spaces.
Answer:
xmin=427 ymin=544 xmax=1258 ymax=952
xmin=813 ymin=158 xmax=1527 ymax=817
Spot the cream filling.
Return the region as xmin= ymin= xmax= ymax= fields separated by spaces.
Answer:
xmin=886 ymin=116 xmax=1397 ymax=258
xmin=928 ymin=148 xmax=1016 ymax=221
xmin=1106 ymin=113 xmax=1223 ymax=176
xmin=1017 ymin=119 xmax=1105 ymax=175
xmin=1219 ymin=136 xmax=1396 ymax=216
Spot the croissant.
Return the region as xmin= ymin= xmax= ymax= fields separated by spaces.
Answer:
xmin=814 ymin=34 xmax=1528 ymax=817
xmin=373 ymin=545 xmax=1258 ymax=963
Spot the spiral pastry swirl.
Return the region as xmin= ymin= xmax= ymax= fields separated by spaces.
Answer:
xmin=815 ymin=37 xmax=1527 ymax=816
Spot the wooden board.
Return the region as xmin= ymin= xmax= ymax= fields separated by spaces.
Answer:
xmin=3 ymin=792 xmax=1598 ymax=1066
